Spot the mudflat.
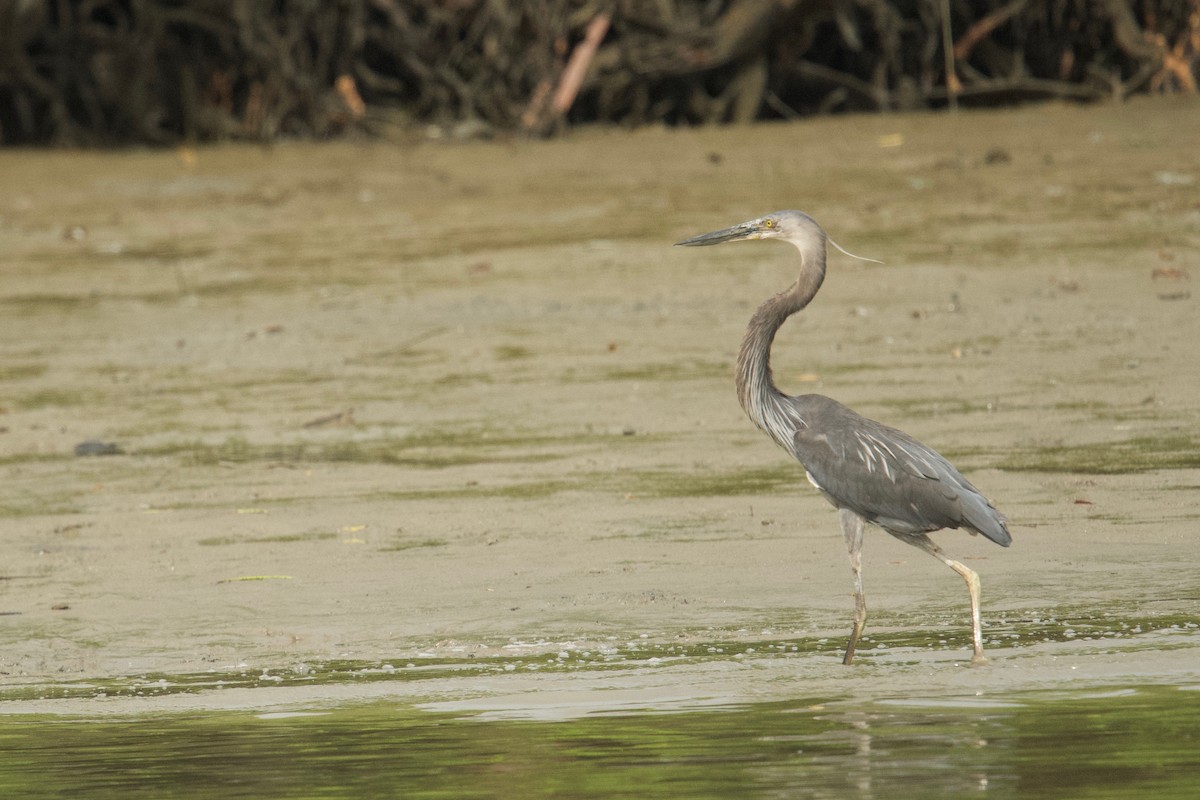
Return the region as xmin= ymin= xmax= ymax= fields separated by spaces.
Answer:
xmin=1 ymin=96 xmax=1198 ymax=715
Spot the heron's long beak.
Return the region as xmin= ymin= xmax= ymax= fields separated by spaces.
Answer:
xmin=674 ymin=220 xmax=763 ymax=247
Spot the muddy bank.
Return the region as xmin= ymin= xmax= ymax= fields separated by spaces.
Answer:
xmin=1 ymin=96 xmax=1198 ymax=714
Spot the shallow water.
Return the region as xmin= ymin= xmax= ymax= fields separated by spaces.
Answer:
xmin=2 ymin=685 xmax=1198 ymax=799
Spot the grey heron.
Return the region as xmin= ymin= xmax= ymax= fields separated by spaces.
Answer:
xmin=676 ymin=210 xmax=1011 ymax=665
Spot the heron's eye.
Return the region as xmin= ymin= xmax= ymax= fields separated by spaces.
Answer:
xmin=763 ymin=219 xmax=776 ymax=229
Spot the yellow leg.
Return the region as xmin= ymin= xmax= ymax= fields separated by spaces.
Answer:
xmin=905 ymin=533 xmax=988 ymax=665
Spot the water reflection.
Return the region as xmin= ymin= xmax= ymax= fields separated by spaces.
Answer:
xmin=0 ymin=686 xmax=1197 ymax=799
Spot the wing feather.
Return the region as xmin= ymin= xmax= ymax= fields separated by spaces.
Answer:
xmin=790 ymin=395 xmax=1010 ymax=546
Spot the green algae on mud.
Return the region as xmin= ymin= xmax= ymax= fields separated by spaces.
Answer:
xmin=996 ymin=433 xmax=1200 ymax=474
xmin=0 ymin=487 xmax=82 ymax=517
xmin=606 ymin=465 xmax=800 ymax=498
xmin=2 ymin=610 xmax=1195 ymax=705
xmin=198 ymin=531 xmax=339 ymax=547
xmin=136 ymin=427 xmax=622 ymax=468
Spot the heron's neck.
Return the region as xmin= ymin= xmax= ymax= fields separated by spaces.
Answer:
xmin=735 ymin=259 xmax=825 ymax=445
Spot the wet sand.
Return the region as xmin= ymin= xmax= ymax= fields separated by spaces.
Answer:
xmin=1 ymin=96 xmax=1199 ymax=715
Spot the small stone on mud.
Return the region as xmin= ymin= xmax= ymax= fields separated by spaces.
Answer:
xmin=74 ymin=440 xmax=123 ymax=456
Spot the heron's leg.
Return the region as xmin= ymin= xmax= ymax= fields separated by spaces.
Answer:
xmin=902 ymin=533 xmax=987 ymax=665
xmin=839 ymin=509 xmax=867 ymax=666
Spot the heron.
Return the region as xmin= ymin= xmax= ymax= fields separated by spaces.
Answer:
xmin=675 ymin=210 xmax=1010 ymax=665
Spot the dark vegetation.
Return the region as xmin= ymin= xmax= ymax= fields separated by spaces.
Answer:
xmin=0 ymin=0 xmax=1197 ymax=145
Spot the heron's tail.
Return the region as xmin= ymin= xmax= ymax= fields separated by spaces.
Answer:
xmin=962 ymin=491 xmax=1011 ymax=547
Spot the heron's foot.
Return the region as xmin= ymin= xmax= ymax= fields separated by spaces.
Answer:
xmin=969 ymin=652 xmax=989 ymax=667
xmin=842 ymin=618 xmax=865 ymax=665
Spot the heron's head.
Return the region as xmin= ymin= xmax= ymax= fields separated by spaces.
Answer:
xmin=674 ymin=210 xmax=823 ymax=249
xmin=674 ymin=210 xmax=879 ymax=265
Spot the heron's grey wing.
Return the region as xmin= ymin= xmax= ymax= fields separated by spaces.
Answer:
xmin=791 ymin=397 xmax=1010 ymax=546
